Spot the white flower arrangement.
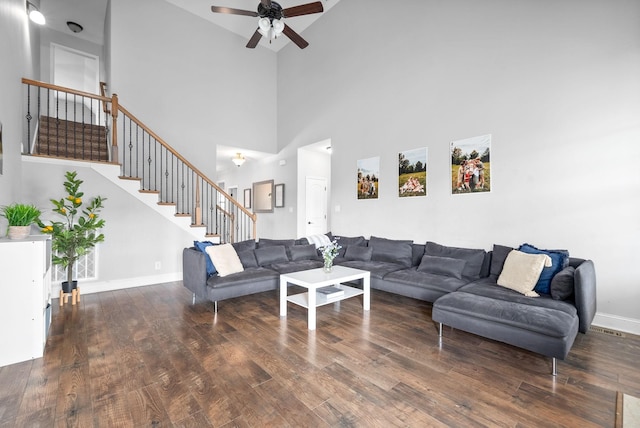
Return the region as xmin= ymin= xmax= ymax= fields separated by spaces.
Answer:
xmin=320 ymin=239 xmax=342 ymax=264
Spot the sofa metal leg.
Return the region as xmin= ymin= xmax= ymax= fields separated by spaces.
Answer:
xmin=214 ymin=301 xmax=218 ymax=313
xmin=551 ymin=358 xmax=557 ymax=376
xmin=192 ymin=293 xmax=196 ymax=305
xmin=438 ymin=322 xmax=443 ymax=337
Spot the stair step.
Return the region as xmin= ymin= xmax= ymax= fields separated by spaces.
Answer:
xmin=40 ymin=116 xmax=107 ymax=134
xmin=38 ymin=127 xmax=107 ymax=138
xmin=36 ymin=116 xmax=109 ymax=162
xmin=118 ymin=176 xmax=142 ymax=181
xmin=37 ymin=138 xmax=108 ymax=151
xmin=33 ymin=147 xmax=109 ymax=160
xmin=157 ymin=202 xmax=176 ymax=206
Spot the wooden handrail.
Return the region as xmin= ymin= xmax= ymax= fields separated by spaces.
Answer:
xmin=216 ymin=205 xmax=235 ymax=243
xmin=116 ymin=103 xmax=257 ymax=222
xmin=22 ymin=78 xmax=110 ymax=103
xmin=99 ymin=82 xmax=110 ymax=114
xmin=22 ymin=78 xmax=258 ymax=240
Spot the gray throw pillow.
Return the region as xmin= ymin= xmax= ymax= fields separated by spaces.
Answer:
xmin=417 ymin=255 xmax=466 ymax=279
xmin=237 ymin=250 xmax=258 ymax=268
xmin=232 ymin=239 xmax=257 ymax=253
xmin=490 ymin=244 xmax=514 ymax=277
xmin=289 ymin=244 xmax=318 ymax=261
xmin=424 ymin=241 xmax=486 ymax=279
xmin=369 ymin=236 xmax=413 ymax=267
xmin=344 ymin=246 xmax=373 ymax=261
xmin=257 ymin=238 xmax=296 ymax=249
xmin=254 ymin=245 xmax=289 ymax=266
xmin=333 ymin=235 xmax=366 ymax=257
xmin=550 ymin=266 xmax=575 ymax=300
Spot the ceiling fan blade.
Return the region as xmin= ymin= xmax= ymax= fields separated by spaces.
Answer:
xmin=211 ymin=6 xmax=258 ymax=17
xmin=282 ymin=1 xmax=323 ymax=18
xmin=246 ymin=29 xmax=262 ymax=48
xmin=282 ymin=24 xmax=309 ymax=49
xmin=260 ymin=0 xmax=272 ymax=7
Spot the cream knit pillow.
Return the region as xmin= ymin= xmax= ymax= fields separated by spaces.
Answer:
xmin=497 ymin=250 xmax=552 ymax=297
xmin=205 ymin=243 xmax=244 ymax=277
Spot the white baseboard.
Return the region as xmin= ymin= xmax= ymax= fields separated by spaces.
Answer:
xmin=592 ymin=312 xmax=640 ymax=336
xmin=52 ymin=272 xmax=183 ymax=296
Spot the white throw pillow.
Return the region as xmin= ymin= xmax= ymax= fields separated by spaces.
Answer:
xmin=497 ymin=250 xmax=552 ymax=297
xmin=205 ymin=243 xmax=244 ymax=277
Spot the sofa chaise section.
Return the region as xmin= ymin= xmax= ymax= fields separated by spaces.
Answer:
xmin=432 ymin=258 xmax=596 ymax=375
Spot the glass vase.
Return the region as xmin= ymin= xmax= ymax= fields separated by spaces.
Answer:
xmin=323 ymin=258 xmax=333 ymax=273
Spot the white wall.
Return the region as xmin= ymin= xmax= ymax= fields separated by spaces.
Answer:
xmin=109 ymin=0 xmax=278 ymax=181
xmin=217 ymin=147 xmax=299 ymax=239
xmin=278 ymin=0 xmax=640 ymax=333
xmin=0 ymin=0 xmax=40 ymax=210
xmin=21 ymin=159 xmax=194 ymax=292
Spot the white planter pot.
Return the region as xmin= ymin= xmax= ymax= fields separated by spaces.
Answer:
xmin=7 ymin=226 xmax=30 ymax=240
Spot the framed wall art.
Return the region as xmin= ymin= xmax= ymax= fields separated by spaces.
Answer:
xmin=253 ymin=179 xmax=274 ymax=213
xmin=451 ymin=134 xmax=491 ymax=194
xmin=0 ymin=119 xmax=3 ymax=175
xmin=243 ymin=188 xmax=251 ymax=209
xmin=357 ymin=156 xmax=379 ymax=200
xmin=398 ymin=147 xmax=427 ymax=197
xmin=275 ymin=183 xmax=285 ymax=208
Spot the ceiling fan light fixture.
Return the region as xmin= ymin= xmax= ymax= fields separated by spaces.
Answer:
xmin=272 ymin=19 xmax=284 ymax=34
xmin=258 ymin=17 xmax=271 ymax=32
xmin=232 ymin=153 xmax=246 ymax=167
xmin=26 ymin=1 xmax=46 ymax=25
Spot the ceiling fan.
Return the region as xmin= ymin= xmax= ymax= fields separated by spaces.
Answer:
xmin=211 ymin=0 xmax=324 ymax=49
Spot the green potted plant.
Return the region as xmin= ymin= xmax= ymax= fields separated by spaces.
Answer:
xmin=39 ymin=171 xmax=106 ymax=293
xmin=1 ymin=203 xmax=42 ymax=239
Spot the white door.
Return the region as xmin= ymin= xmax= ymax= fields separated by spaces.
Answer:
xmin=51 ymin=44 xmax=100 ymax=124
xmin=305 ymin=177 xmax=327 ymax=236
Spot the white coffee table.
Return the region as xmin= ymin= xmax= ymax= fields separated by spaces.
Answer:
xmin=279 ymin=265 xmax=370 ymax=330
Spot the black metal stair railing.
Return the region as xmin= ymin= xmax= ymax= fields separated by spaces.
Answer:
xmin=21 ymin=78 xmax=256 ymax=242
xmin=115 ymin=103 xmax=256 ymax=242
xmin=22 ymin=78 xmax=110 ymax=162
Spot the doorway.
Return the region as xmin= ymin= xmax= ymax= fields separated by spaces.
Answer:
xmin=305 ymin=177 xmax=327 ymax=236
xmin=51 ymin=43 xmax=100 ymax=124
xmin=298 ymin=138 xmax=331 ymax=237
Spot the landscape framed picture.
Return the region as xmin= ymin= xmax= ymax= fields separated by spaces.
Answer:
xmin=398 ymin=147 xmax=427 ymax=197
xmin=451 ymin=134 xmax=491 ymax=194
xmin=357 ymin=157 xmax=379 ymax=200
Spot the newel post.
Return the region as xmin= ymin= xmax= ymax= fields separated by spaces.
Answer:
xmin=111 ymin=93 xmax=119 ymax=163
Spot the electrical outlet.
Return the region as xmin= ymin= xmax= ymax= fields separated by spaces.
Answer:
xmin=155 ymin=261 xmax=161 ymax=270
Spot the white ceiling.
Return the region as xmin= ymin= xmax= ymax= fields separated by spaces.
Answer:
xmin=39 ymin=0 xmax=109 ymax=46
xmin=167 ymin=0 xmax=340 ymax=51
xmin=38 ymin=0 xmax=337 ymax=167
xmin=39 ymin=0 xmax=340 ymax=51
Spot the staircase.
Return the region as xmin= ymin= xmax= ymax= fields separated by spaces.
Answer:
xmin=22 ymin=78 xmax=256 ymax=244
xmin=36 ymin=116 xmax=109 ymax=161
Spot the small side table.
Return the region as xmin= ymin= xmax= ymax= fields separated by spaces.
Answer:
xmin=60 ymin=287 xmax=80 ymax=306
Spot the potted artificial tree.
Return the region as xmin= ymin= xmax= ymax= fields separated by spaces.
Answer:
xmin=39 ymin=171 xmax=106 ymax=293
xmin=1 ymin=203 xmax=41 ymax=240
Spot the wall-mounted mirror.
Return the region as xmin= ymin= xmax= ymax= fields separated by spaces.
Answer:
xmin=253 ymin=179 xmax=274 ymax=213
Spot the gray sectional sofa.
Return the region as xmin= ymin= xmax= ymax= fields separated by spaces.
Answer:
xmin=182 ymin=234 xmax=596 ymax=375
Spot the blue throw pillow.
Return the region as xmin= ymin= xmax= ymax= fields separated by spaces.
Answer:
xmin=194 ymin=241 xmax=217 ymax=276
xmin=518 ymin=243 xmax=569 ymax=294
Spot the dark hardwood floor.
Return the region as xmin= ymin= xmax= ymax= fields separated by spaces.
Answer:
xmin=0 ymin=282 xmax=638 ymax=427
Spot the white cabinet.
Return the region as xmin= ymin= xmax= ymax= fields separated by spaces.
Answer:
xmin=0 ymin=235 xmax=52 ymax=367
